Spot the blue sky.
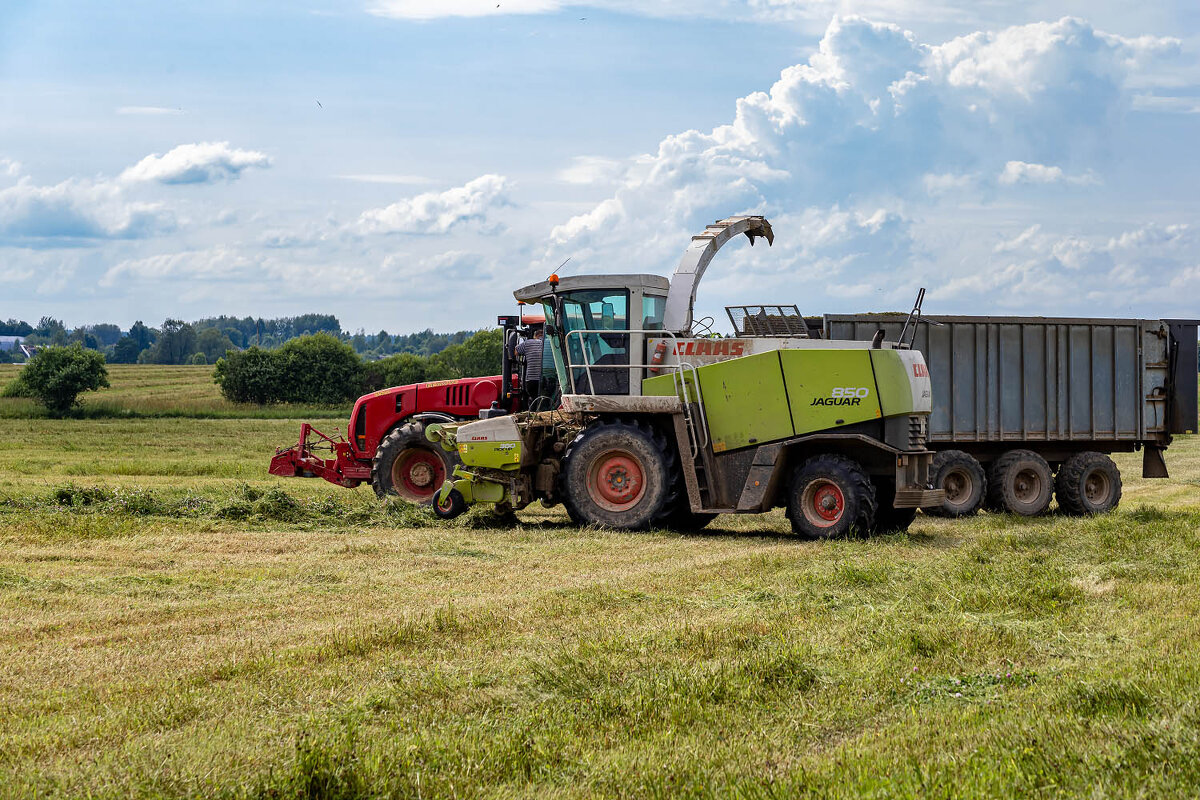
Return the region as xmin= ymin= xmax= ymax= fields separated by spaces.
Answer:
xmin=1 ymin=1 xmax=1198 ymax=332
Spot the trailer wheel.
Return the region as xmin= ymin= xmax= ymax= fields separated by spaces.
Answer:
xmin=787 ymin=455 xmax=876 ymax=539
xmin=926 ymin=450 xmax=987 ymax=518
xmin=871 ymin=479 xmax=918 ymax=533
xmin=560 ymin=419 xmax=675 ymax=530
xmin=987 ymin=449 xmax=1053 ymax=516
xmin=1056 ymin=451 xmax=1122 ymax=515
xmin=372 ymin=422 xmax=461 ymax=505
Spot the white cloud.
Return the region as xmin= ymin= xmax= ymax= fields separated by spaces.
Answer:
xmin=0 ymin=158 xmax=20 ymax=178
xmin=998 ymin=160 xmax=1098 ymax=186
xmin=557 ymin=156 xmax=624 ymax=186
xmin=538 ymin=16 xmax=1180 ymax=319
xmin=0 ymin=177 xmax=171 ymax=242
xmin=100 ymin=247 xmax=261 ymax=287
xmin=116 ymin=106 xmax=184 ymax=116
xmin=357 ymin=174 xmax=510 ymax=235
xmin=336 ymin=173 xmax=436 ymax=185
xmin=120 ymin=142 xmax=271 ymax=185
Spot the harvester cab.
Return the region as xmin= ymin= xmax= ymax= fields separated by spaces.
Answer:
xmin=429 ymin=215 xmax=945 ymax=537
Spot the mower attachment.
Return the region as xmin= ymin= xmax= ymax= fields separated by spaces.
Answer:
xmin=269 ymin=423 xmax=372 ymax=488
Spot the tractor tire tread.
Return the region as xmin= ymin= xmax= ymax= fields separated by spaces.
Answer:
xmin=559 ymin=418 xmax=676 ymax=531
xmin=371 ymin=421 xmax=461 ymax=503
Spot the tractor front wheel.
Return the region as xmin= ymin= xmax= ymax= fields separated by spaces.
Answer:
xmin=372 ymin=422 xmax=461 ymax=505
xmin=560 ymin=419 xmax=675 ymax=530
xmin=787 ymin=455 xmax=877 ymax=539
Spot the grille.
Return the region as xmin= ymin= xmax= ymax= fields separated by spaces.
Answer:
xmin=908 ymin=415 xmax=927 ymax=449
xmin=444 ymin=384 xmax=469 ymax=407
xmin=725 ymin=305 xmax=809 ymax=337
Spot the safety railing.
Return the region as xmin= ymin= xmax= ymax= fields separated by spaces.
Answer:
xmin=563 ymin=328 xmax=710 ymax=456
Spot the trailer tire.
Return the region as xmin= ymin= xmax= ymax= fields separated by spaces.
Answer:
xmin=372 ymin=422 xmax=461 ymax=505
xmin=1056 ymin=451 xmax=1122 ymax=515
xmin=787 ymin=455 xmax=876 ymax=539
xmin=987 ymin=449 xmax=1053 ymax=516
xmin=560 ymin=419 xmax=676 ymax=530
xmin=926 ymin=450 xmax=987 ymax=518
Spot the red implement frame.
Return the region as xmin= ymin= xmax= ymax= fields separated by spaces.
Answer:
xmin=268 ymin=423 xmax=372 ymax=488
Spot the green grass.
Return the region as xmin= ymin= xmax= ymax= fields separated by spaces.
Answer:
xmin=0 ymin=410 xmax=1198 ymax=798
xmin=0 ymin=364 xmax=348 ymax=419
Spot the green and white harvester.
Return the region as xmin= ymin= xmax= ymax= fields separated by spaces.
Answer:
xmin=427 ymin=216 xmax=944 ymax=538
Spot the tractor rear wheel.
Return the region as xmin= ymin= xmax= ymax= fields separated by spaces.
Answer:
xmin=926 ymin=450 xmax=987 ymax=517
xmin=786 ymin=455 xmax=876 ymax=539
xmin=560 ymin=419 xmax=676 ymax=530
xmin=987 ymin=449 xmax=1053 ymax=516
xmin=372 ymin=421 xmax=461 ymax=505
xmin=1056 ymin=451 xmax=1122 ymax=515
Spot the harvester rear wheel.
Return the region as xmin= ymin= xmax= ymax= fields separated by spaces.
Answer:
xmin=926 ymin=450 xmax=987 ymax=518
xmin=787 ymin=455 xmax=876 ymax=539
xmin=372 ymin=422 xmax=461 ymax=505
xmin=560 ymin=419 xmax=675 ymax=530
xmin=1056 ymin=451 xmax=1121 ymax=515
xmin=987 ymin=449 xmax=1053 ymax=516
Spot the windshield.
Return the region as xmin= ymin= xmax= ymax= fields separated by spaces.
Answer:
xmin=542 ymin=289 xmax=630 ymax=395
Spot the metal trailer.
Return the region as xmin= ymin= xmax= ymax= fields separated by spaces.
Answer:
xmin=822 ymin=314 xmax=1199 ymax=517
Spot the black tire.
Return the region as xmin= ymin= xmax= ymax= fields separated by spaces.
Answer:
xmin=786 ymin=455 xmax=877 ymax=539
xmin=559 ymin=419 xmax=678 ymax=530
xmin=1056 ymin=451 xmax=1122 ymax=515
xmin=926 ymin=450 xmax=987 ymax=518
xmin=871 ymin=479 xmax=918 ymax=533
xmin=372 ymin=421 xmax=461 ymax=505
xmin=432 ymin=488 xmax=468 ymax=520
xmin=659 ymin=502 xmax=717 ymax=532
xmin=987 ymin=449 xmax=1053 ymax=516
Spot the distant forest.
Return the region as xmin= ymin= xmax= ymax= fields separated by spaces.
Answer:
xmin=0 ymin=315 xmax=481 ymax=365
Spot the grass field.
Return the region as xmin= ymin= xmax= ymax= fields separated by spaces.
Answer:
xmin=0 ymin=364 xmax=348 ymax=419
xmin=1 ymin=409 xmax=1199 ymax=797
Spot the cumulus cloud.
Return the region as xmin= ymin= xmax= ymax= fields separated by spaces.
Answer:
xmin=0 ymin=177 xmax=171 ymax=243
xmin=557 ymin=156 xmax=624 ymax=186
xmin=538 ymin=16 xmax=1181 ymax=318
xmin=357 ymin=174 xmax=510 ymax=235
xmin=120 ymin=142 xmax=271 ymax=185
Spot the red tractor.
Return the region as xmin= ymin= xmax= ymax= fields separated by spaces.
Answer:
xmin=269 ymin=310 xmax=548 ymax=503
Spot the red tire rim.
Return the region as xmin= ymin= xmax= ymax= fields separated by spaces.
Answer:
xmin=801 ymin=479 xmax=845 ymax=528
xmin=392 ymin=448 xmax=445 ymax=503
xmin=586 ymin=449 xmax=646 ymax=512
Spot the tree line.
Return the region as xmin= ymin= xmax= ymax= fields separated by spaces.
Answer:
xmin=0 ymin=315 xmax=485 ymax=365
xmin=214 ymin=330 xmax=504 ymax=404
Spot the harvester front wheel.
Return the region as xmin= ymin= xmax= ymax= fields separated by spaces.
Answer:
xmin=787 ymin=454 xmax=876 ymax=539
xmin=432 ymin=488 xmax=468 ymax=520
xmin=560 ymin=420 xmax=674 ymax=530
xmin=372 ymin=422 xmax=461 ymax=505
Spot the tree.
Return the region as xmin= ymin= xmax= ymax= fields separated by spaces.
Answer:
xmin=190 ymin=352 xmax=208 ymax=365
xmin=141 ymin=319 xmax=197 ymax=364
xmin=430 ymin=329 xmax=503 ymax=378
xmin=110 ymin=336 xmax=143 ymax=364
xmin=129 ymin=320 xmax=156 ymax=351
xmin=214 ymin=348 xmax=281 ymax=404
xmin=0 ymin=319 xmax=33 ymax=336
xmin=196 ymin=327 xmax=236 ymax=362
xmin=18 ymin=344 xmax=109 ymax=416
